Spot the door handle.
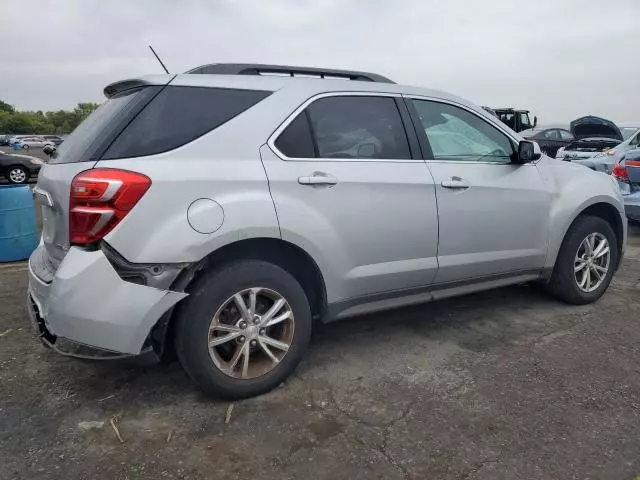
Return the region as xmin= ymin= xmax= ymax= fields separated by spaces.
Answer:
xmin=298 ymin=172 xmax=338 ymax=186
xmin=441 ymin=176 xmax=470 ymax=190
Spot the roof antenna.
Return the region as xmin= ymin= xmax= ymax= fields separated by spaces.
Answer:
xmin=148 ymin=45 xmax=170 ymax=74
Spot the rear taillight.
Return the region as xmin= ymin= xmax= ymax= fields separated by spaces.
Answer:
xmin=69 ymin=169 xmax=151 ymax=245
xmin=612 ymin=162 xmax=629 ymax=183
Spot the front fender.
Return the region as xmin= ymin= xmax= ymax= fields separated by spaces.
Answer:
xmin=543 ymin=161 xmax=625 ymax=269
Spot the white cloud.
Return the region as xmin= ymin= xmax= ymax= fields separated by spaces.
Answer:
xmin=1 ymin=0 xmax=639 ymax=122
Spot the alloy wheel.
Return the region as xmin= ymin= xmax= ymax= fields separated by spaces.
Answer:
xmin=208 ymin=287 xmax=295 ymax=379
xmin=9 ymin=168 xmax=26 ymax=183
xmin=574 ymin=232 xmax=610 ymax=293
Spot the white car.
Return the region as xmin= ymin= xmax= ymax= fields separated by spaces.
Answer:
xmin=18 ymin=136 xmax=52 ymax=150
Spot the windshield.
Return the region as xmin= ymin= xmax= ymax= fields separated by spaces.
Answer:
xmin=621 ymin=127 xmax=640 ymax=141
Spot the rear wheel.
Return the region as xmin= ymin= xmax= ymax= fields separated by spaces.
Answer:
xmin=545 ymin=215 xmax=618 ymax=304
xmin=174 ymin=260 xmax=311 ymax=399
xmin=21 ymin=144 xmax=29 ymax=150
xmin=7 ymin=166 xmax=28 ymax=184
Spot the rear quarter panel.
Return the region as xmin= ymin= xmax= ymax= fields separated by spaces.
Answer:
xmin=95 ymin=91 xmax=301 ymax=263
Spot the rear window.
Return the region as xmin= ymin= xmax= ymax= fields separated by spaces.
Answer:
xmin=49 ymin=86 xmax=160 ymax=164
xmin=102 ymin=86 xmax=271 ymax=159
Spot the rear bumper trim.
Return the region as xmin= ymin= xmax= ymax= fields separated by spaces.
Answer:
xmin=27 ymin=246 xmax=188 ymax=355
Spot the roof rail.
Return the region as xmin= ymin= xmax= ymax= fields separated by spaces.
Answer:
xmin=185 ymin=63 xmax=395 ymax=84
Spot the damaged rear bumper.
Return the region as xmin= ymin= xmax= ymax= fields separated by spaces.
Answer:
xmin=27 ymin=245 xmax=187 ymax=355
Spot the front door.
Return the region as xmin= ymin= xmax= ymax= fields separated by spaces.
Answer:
xmin=406 ymin=97 xmax=553 ymax=284
xmin=261 ymin=93 xmax=439 ymax=304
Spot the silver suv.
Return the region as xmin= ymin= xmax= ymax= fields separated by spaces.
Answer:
xmin=27 ymin=64 xmax=627 ymax=398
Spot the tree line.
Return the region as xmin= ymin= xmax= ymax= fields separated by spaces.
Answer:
xmin=0 ymin=99 xmax=100 ymax=135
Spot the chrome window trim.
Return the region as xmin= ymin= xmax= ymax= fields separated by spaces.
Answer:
xmin=267 ymin=91 xmax=424 ymax=163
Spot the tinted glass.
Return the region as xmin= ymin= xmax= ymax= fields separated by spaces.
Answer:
xmin=542 ymin=130 xmax=560 ymax=140
xmin=559 ymin=129 xmax=573 ymax=140
xmin=411 ymin=100 xmax=514 ymax=163
xmin=275 ymin=112 xmax=315 ymax=158
xmin=103 ymin=86 xmax=271 ymax=159
xmin=621 ymin=127 xmax=639 ymax=140
xmin=306 ymin=96 xmax=410 ymax=159
xmin=49 ymin=86 xmax=160 ymax=164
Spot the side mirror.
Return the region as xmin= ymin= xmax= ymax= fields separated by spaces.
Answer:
xmin=533 ymin=116 xmax=538 ymax=128
xmin=42 ymin=145 xmax=55 ymax=156
xmin=516 ymin=140 xmax=542 ymax=164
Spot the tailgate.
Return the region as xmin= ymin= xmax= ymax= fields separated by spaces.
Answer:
xmin=36 ymin=162 xmax=97 ymax=269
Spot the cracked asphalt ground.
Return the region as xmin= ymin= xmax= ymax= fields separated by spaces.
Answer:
xmin=1 ymin=226 xmax=640 ymax=480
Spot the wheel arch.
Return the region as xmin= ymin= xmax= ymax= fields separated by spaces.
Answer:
xmin=153 ymin=237 xmax=328 ymax=359
xmin=547 ymin=200 xmax=624 ymax=274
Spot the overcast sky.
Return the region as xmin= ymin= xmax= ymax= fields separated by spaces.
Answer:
xmin=2 ymin=0 xmax=639 ymax=123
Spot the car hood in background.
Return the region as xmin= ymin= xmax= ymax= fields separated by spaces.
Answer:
xmin=570 ymin=116 xmax=623 ymax=141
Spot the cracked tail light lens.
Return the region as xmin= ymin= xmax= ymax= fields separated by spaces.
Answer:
xmin=69 ymin=169 xmax=151 ymax=245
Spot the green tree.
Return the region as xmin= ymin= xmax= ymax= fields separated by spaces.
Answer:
xmin=0 ymin=100 xmax=14 ymax=113
xmin=0 ymin=100 xmax=100 ymax=134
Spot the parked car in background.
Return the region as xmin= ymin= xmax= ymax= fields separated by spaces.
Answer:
xmin=521 ymin=125 xmax=573 ymax=157
xmin=17 ymin=136 xmax=50 ymax=150
xmin=582 ymin=127 xmax=640 ymax=174
xmin=27 ymin=63 xmax=626 ymax=399
xmin=492 ymin=107 xmax=537 ymax=132
xmin=556 ymin=137 xmax=622 ymax=170
xmin=613 ymin=148 xmax=640 ymax=222
xmin=0 ymin=152 xmax=42 ymax=183
xmin=570 ymin=116 xmax=623 ymax=142
xmin=618 ymin=123 xmax=640 ymax=141
xmin=42 ymin=135 xmax=64 ymax=146
xmin=8 ymin=135 xmax=30 ymax=146
xmin=0 ymin=135 xmax=11 ymax=146
xmin=556 ymin=116 xmax=623 ymax=172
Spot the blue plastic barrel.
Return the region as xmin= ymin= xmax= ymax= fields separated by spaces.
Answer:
xmin=0 ymin=185 xmax=39 ymax=262
xmin=12 ymin=142 xmax=19 ymax=151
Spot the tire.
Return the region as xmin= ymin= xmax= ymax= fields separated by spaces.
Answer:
xmin=22 ymin=144 xmax=29 ymax=150
xmin=174 ymin=260 xmax=312 ymax=399
xmin=6 ymin=165 xmax=28 ymax=184
xmin=545 ymin=215 xmax=618 ymax=304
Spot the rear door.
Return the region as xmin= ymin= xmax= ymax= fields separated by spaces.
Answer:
xmin=405 ymin=97 xmax=552 ymax=284
xmin=261 ymin=93 xmax=439 ymax=304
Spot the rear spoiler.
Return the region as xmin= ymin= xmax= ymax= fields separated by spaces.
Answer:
xmin=103 ymin=75 xmax=176 ymax=98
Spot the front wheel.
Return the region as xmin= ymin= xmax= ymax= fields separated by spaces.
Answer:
xmin=174 ymin=260 xmax=312 ymax=399
xmin=545 ymin=215 xmax=618 ymax=304
xmin=21 ymin=144 xmax=29 ymax=150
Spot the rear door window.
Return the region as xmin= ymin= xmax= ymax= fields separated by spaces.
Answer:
xmin=542 ymin=130 xmax=560 ymax=140
xmin=307 ymin=96 xmax=410 ymax=159
xmin=559 ymin=130 xmax=573 ymax=140
xmin=103 ymin=87 xmax=271 ymax=159
xmin=274 ymin=112 xmax=316 ymax=158
xmin=275 ymin=95 xmax=411 ymax=160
